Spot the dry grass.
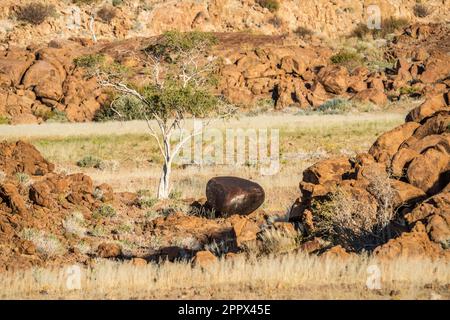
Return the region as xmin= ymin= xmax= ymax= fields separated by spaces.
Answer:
xmin=0 ymin=253 xmax=448 ymax=299
xmin=0 ymin=113 xmax=405 ymax=212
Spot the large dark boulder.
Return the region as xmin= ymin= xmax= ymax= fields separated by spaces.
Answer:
xmin=206 ymin=176 xmax=265 ymax=216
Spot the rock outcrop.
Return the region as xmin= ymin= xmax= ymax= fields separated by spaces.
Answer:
xmin=291 ymin=92 xmax=450 ymax=259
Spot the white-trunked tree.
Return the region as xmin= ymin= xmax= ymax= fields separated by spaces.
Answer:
xmin=95 ymin=31 xmax=232 ymax=199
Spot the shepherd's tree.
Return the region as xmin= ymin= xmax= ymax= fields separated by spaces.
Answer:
xmin=92 ymin=31 xmax=233 ymax=199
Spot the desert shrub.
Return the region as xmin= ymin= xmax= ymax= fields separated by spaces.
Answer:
xmin=294 ymin=26 xmax=314 ymax=38
xmin=97 ymin=6 xmax=116 ymax=22
xmin=75 ymin=241 xmax=91 ymax=254
xmin=316 ymin=99 xmax=353 ymax=114
xmin=76 ymin=155 xmax=105 ymax=169
xmin=0 ymin=170 xmax=6 ymax=183
xmin=268 ymin=16 xmax=282 ymax=28
xmin=144 ymin=31 xmax=218 ymax=60
xmin=16 ymin=3 xmax=56 ymax=25
xmin=258 ymin=228 xmax=301 ymax=254
xmin=330 ymin=50 xmax=361 ymax=65
xmin=312 ymin=171 xmax=396 ymax=251
xmin=256 ymin=0 xmax=280 ymax=12
xmin=399 ymin=86 xmax=420 ymax=96
xmin=15 ymin=172 xmax=30 ymax=185
xmin=112 ymin=0 xmax=124 ymax=6
xmin=63 ymin=211 xmax=86 ymax=238
xmin=204 ymin=240 xmax=232 ymax=256
xmin=169 ymin=189 xmax=182 ymax=200
xmin=74 ymin=54 xmax=106 ymax=69
xmin=413 ymin=4 xmax=430 ymax=18
xmin=93 ymin=205 xmax=116 ymax=219
xmin=20 ymin=228 xmax=65 ymax=257
xmin=137 ymin=190 xmax=157 ymax=208
xmin=73 ymin=0 xmax=101 ymax=4
xmin=45 ymin=110 xmax=69 ymax=123
xmin=351 ymin=17 xmax=410 ymax=39
xmin=95 ymin=94 xmax=144 ymax=121
xmin=0 ymin=116 xmax=10 ymax=125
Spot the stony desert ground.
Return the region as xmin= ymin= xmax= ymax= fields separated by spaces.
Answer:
xmin=0 ymin=0 xmax=449 ymax=300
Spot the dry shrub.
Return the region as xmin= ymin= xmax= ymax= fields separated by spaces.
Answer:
xmin=16 ymin=3 xmax=55 ymax=25
xmin=97 ymin=6 xmax=117 ymax=23
xmin=256 ymin=0 xmax=280 ymax=13
xmin=413 ymin=4 xmax=430 ymax=18
xmin=294 ymin=26 xmax=314 ymax=38
xmin=258 ymin=228 xmax=301 ymax=254
xmin=20 ymin=228 xmax=66 ymax=257
xmin=351 ymin=17 xmax=410 ymax=39
xmin=312 ymin=170 xmax=396 ymax=252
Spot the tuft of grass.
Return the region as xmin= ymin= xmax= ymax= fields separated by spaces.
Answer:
xmin=413 ymin=4 xmax=430 ymax=18
xmin=97 ymin=6 xmax=117 ymax=23
xmin=76 ymin=155 xmax=105 ymax=169
xmin=74 ymin=54 xmax=106 ymax=69
xmin=294 ymin=26 xmax=314 ymax=38
xmin=72 ymin=0 xmax=102 ymax=4
xmin=0 ymin=116 xmax=10 ymax=125
xmin=256 ymin=0 xmax=280 ymax=12
xmin=137 ymin=190 xmax=157 ymax=208
xmin=20 ymin=228 xmax=65 ymax=257
xmin=63 ymin=211 xmax=87 ymax=238
xmin=112 ymin=0 xmax=124 ymax=7
xmin=316 ymin=99 xmax=353 ymax=114
xmin=330 ymin=50 xmax=362 ymax=65
xmin=15 ymin=172 xmax=30 ymax=185
xmin=351 ymin=17 xmax=410 ymax=39
xmin=16 ymin=3 xmax=56 ymax=25
xmin=93 ymin=205 xmax=117 ymax=219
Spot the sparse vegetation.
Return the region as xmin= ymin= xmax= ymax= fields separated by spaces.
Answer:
xmin=413 ymin=4 xmax=430 ymax=18
xmin=0 ymin=116 xmax=10 ymax=125
xmin=351 ymin=17 xmax=410 ymax=39
xmin=294 ymin=26 xmax=314 ymax=38
xmin=76 ymin=155 xmax=105 ymax=169
xmin=93 ymin=205 xmax=117 ymax=219
xmin=16 ymin=3 xmax=56 ymax=25
xmin=63 ymin=211 xmax=87 ymax=238
xmin=97 ymin=6 xmax=117 ymax=23
xmin=20 ymin=228 xmax=65 ymax=257
xmin=74 ymin=54 xmax=106 ymax=69
xmin=311 ymin=171 xmax=396 ymax=251
xmin=256 ymin=0 xmax=280 ymax=12
xmin=15 ymin=172 xmax=30 ymax=185
xmin=330 ymin=49 xmax=362 ymax=65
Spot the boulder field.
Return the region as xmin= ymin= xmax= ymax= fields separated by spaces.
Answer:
xmin=0 ymin=91 xmax=449 ymax=271
xmin=0 ymin=23 xmax=449 ymax=124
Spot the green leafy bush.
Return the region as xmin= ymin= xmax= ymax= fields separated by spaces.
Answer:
xmin=16 ymin=3 xmax=56 ymax=25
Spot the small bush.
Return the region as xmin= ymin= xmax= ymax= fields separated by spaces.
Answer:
xmin=268 ymin=16 xmax=282 ymax=28
xmin=95 ymin=94 xmax=144 ymax=121
xmin=16 ymin=3 xmax=56 ymax=25
xmin=257 ymin=0 xmax=280 ymax=12
xmin=169 ymin=189 xmax=182 ymax=200
xmin=0 ymin=170 xmax=6 ymax=183
xmin=413 ymin=4 xmax=430 ymax=18
xmin=97 ymin=6 xmax=116 ymax=23
xmin=351 ymin=17 xmax=410 ymax=39
xmin=294 ymin=26 xmax=314 ymax=38
xmin=316 ymin=99 xmax=352 ymax=114
xmin=20 ymin=228 xmax=65 ymax=257
xmin=73 ymin=0 xmax=101 ymax=4
xmin=144 ymin=31 xmax=218 ymax=59
xmin=15 ymin=172 xmax=30 ymax=185
xmin=0 ymin=116 xmax=10 ymax=125
xmin=112 ymin=0 xmax=124 ymax=6
xmin=258 ymin=228 xmax=300 ymax=254
xmin=63 ymin=211 xmax=86 ymax=238
xmin=137 ymin=190 xmax=157 ymax=208
xmin=45 ymin=110 xmax=69 ymax=123
xmin=311 ymin=171 xmax=396 ymax=251
xmin=93 ymin=205 xmax=116 ymax=219
xmin=330 ymin=50 xmax=361 ymax=65
xmin=76 ymin=155 xmax=105 ymax=169
xmin=74 ymin=54 xmax=106 ymax=69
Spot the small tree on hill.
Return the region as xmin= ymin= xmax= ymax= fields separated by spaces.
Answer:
xmin=95 ymin=31 xmax=233 ymax=199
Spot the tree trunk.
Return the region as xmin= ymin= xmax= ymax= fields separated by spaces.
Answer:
xmin=157 ymin=161 xmax=171 ymax=199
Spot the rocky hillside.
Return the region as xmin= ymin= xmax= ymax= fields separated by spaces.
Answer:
xmin=1 ymin=23 xmax=449 ymax=124
xmin=0 ymin=0 xmax=448 ymax=47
